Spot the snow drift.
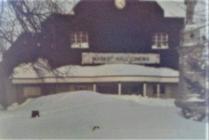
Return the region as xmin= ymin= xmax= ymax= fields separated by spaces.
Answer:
xmin=0 ymin=91 xmax=206 ymax=139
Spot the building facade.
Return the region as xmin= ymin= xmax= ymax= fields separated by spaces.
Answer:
xmin=11 ymin=0 xmax=185 ymax=102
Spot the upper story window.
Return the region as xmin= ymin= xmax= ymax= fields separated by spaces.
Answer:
xmin=152 ymin=33 xmax=169 ymax=49
xmin=71 ymin=31 xmax=89 ymax=49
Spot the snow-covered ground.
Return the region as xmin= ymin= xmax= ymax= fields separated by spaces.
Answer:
xmin=0 ymin=91 xmax=207 ymax=139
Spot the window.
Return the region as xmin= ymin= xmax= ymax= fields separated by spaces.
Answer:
xmin=71 ymin=31 xmax=89 ymax=49
xmin=152 ymin=33 xmax=169 ymax=49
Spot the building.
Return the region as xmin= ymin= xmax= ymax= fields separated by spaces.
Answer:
xmin=11 ymin=0 xmax=185 ymax=102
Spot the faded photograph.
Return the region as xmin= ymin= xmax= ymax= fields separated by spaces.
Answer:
xmin=0 ymin=0 xmax=208 ymax=139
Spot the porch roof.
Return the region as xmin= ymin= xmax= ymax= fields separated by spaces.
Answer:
xmin=11 ymin=64 xmax=179 ymax=84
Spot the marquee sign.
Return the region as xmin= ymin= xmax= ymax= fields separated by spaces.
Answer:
xmin=82 ymin=53 xmax=160 ymax=64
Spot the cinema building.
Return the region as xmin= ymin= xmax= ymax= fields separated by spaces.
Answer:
xmin=11 ymin=0 xmax=185 ymax=101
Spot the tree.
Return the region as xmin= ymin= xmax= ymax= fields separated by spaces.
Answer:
xmin=0 ymin=0 xmax=77 ymax=51
xmin=176 ymin=0 xmax=209 ymax=121
xmin=0 ymin=0 xmax=77 ymax=107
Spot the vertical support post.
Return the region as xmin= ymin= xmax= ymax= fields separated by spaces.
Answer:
xmin=93 ymin=84 xmax=97 ymax=92
xmin=157 ymin=84 xmax=160 ymax=98
xmin=143 ymin=83 xmax=147 ymax=97
xmin=118 ymin=83 xmax=122 ymax=95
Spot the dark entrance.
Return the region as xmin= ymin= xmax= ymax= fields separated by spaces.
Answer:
xmin=122 ymin=82 xmax=143 ymax=95
xmin=97 ymin=83 xmax=118 ymax=94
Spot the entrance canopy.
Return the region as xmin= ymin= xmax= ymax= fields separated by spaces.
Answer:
xmin=12 ymin=64 xmax=179 ymax=84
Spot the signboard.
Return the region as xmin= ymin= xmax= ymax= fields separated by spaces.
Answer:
xmin=82 ymin=53 xmax=160 ymax=64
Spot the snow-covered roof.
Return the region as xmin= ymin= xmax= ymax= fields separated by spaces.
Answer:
xmin=154 ymin=0 xmax=186 ymax=18
xmin=12 ymin=63 xmax=179 ymax=79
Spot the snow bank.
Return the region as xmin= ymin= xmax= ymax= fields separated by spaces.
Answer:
xmin=7 ymin=91 xmax=175 ymax=112
xmin=6 ymin=91 xmax=114 ymax=112
xmin=12 ymin=63 xmax=179 ymax=78
xmin=0 ymin=91 xmax=206 ymax=139
xmin=7 ymin=99 xmax=33 ymax=111
xmin=7 ymin=103 xmax=19 ymax=111
xmin=111 ymin=95 xmax=175 ymax=107
xmin=0 ymin=104 xmax=4 ymax=110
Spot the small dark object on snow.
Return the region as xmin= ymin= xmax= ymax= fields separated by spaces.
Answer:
xmin=92 ymin=126 xmax=100 ymax=131
xmin=31 ymin=110 xmax=40 ymax=118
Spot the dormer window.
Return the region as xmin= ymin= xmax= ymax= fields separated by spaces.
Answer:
xmin=71 ymin=31 xmax=89 ymax=49
xmin=152 ymin=33 xmax=169 ymax=49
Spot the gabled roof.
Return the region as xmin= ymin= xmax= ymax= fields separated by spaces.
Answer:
xmin=56 ymin=0 xmax=186 ymax=18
